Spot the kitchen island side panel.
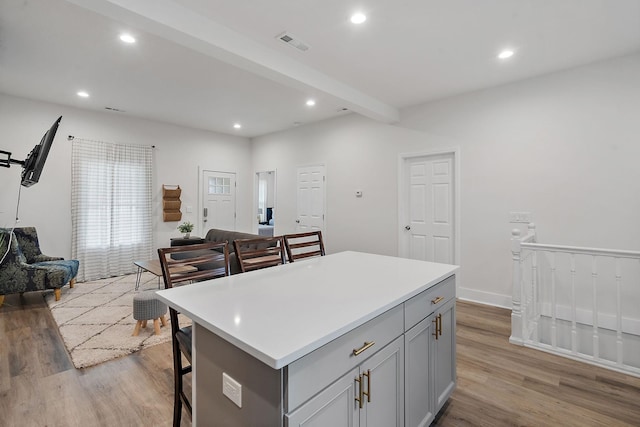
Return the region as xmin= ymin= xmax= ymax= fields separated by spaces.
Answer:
xmin=194 ymin=323 xmax=283 ymax=426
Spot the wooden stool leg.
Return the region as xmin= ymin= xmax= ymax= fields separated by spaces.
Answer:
xmin=54 ymin=289 xmax=61 ymax=301
xmin=153 ymin=318 xmax=161 ymax=335
xmin=141 ymin=320 xmax=147 ymax=328
xmin=132 ymin=320 xmax=143 ymax=336
xmin=70 ymin=278 xmax=76 ymax=288
xmin=160 ymin=315 xmax=167 ymax=327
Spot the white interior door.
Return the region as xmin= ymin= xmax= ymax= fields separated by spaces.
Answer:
xmin=201 ymin=170 xmax=236 ymax=232
xmin=296 ymin=165 xmax=325 ymax=233
xmin=402 ymin=154 xmax=455 ymax=264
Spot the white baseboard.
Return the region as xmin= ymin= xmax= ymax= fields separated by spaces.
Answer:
xmin=457 ymin=287 xmax=511 ymax=309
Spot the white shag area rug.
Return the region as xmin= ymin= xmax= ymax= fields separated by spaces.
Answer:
xmin=45 ymin=272 xmax=187 ymax=369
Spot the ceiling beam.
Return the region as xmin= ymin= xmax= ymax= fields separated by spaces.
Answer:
xmin=65 ymin=0 xmax=400 ymax=123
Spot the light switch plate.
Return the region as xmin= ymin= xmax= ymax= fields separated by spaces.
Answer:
xmin=222 ymin=372 xmax=242 ymax=408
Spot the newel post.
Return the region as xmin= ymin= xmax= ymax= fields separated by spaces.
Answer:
xmin=509 ymin=228 xmax=524 ymax=345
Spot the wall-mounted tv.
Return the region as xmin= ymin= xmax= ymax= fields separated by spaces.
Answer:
xmin=20 ymin=116 xmax=62 ymax=187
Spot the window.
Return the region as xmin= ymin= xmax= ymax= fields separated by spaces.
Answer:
xmin=71 ymin=140 xmax=153 ymax=281
xmin=209 ymin=176 xmax=231 ymax=195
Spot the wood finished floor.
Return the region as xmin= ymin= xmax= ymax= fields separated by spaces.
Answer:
xmin=1 ymin=293 xmax=639 ymax=427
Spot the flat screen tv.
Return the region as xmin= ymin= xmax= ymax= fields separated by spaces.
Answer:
xmin=20 ymin=116 xmax=62 ymax=187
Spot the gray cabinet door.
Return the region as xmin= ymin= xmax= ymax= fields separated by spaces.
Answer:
xmin=433 ymin=298 xmax=456 ymax=412
xmin=287 ymin=336 xmax=405 ymax=427
xmin=286 ymin=367 xmax=359 ymax=427
xmin=405 ymin=315 xmax=435 ymax=427
xmin=361 ymin=336 xmax=405 ymax=427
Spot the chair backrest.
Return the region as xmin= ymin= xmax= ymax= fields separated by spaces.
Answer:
xmin=283 ymin=231 xmax=326 ymax=262
xmin=233 ymin=236 xmax=286 ymax=273
xmin=157 ymin=241 xmax=230 ymax=289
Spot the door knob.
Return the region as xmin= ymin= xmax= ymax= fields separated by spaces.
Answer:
xmin=405 ymin=225 xmax=411 ymax=230
xmin=296 ymin=219 xmax=300 ymax=223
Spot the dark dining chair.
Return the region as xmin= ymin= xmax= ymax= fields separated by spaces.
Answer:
xmin=233 ymin=236 xmax=286 ymax=273
xmin=158 ymin=241 xmax=230 ymax=427
xmin=283 ymin=230 xmax=326 ymax=262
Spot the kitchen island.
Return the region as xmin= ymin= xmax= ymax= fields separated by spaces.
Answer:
xmin=156 ymin=251 xmax=458 ymax=426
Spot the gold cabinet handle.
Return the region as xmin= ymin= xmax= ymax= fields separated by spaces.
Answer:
xmin=432 ymin=317 xmax=439 ymax=340
xmin=431 ymin=296 xmax=444 ymax=305
xmin=353 ymin=341 xmax=375 ymax=356
xmin=355 ymin=374 xmax=364 ymax=408
xmin=363 ymin=369 xmax=371 ymax=402
xmin=432 ymin=313 xmax=442 ymax=339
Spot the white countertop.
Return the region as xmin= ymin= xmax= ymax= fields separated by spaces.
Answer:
xmin=156 ymin=251 xmax=458 ymax=369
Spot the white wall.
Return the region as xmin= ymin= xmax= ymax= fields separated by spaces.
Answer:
xmin=252 ymin=53 xmax=640 ymax=307
xmin=0 ymin=93 xmax=253 ymax=260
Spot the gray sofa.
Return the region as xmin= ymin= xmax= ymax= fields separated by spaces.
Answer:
xmin=202 ymin=228 xmax=265 ymax=275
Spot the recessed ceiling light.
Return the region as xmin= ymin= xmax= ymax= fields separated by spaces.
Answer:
xmin=306 ymin=99 xmax=316 ymax=107
xmin=351 ymin=13 xmax=367 ymax=24
xmin=498 ymin=49 xmax=515 ymax=59
xmin=233 ymin=123 xmax=242 ymax=129
xmin=119 ymin=33 xmax=136 ymax=44
xmin=77 ymin=91 xmax=90 ymax=98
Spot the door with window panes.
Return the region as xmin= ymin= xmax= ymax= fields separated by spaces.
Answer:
xmin=202 ymin=171 xmax=236 ymax=232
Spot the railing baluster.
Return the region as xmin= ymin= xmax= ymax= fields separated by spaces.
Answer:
xmin=615 ymin=258 xmax=623 ymax=366
xmin=570 ymin=254 xmax=577 ymax=354
xmin=531 ymin=250 xmax=538 ymax=342
xmin=551 ymin=252 xmax=557 ymax=349
xmin=592 ymin=255 xmax=599 ymax=360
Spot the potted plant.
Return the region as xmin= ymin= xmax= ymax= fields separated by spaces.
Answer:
xmin=177 ymin=221 xmax=194 ymax=239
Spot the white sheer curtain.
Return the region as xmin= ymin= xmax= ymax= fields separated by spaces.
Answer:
xmin=71 ymin=139 xmax=153 ymax=281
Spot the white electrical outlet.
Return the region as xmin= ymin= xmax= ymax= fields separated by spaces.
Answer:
xmin=509 ymin=211 xmax=532 ymax=223
xmin=222 ymin=372 xmax=242 ymax=408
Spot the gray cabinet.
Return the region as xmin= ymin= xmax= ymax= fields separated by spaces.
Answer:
xmin=287 ymin=336 xmax=404 ymax=427
xmin=404 ymin=276 xmax=456 ymax=427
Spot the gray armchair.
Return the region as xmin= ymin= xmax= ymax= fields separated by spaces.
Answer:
xmin=0 ymin=228 xmax=79 ymax=307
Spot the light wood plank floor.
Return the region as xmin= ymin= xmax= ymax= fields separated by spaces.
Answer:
xmin=1 ymin=293 xmax=639 ymax=426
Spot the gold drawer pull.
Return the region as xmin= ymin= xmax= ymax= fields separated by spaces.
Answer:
xmin=353 ymin=341 xmax=375 ymax=356
xmin=431 ymin=296 xmax=444 ymax=305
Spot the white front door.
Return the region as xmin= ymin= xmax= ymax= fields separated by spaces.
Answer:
xmin=201 ymin=170 xmax=236 ymax=232
xmin=296 ymin=165 xmax=325 ymax=233
xmin=401 ymin=154 xmax=455 ymax=264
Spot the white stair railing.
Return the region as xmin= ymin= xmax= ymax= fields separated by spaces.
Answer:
xmin=510 ymin=224 xmax=640 ymax=377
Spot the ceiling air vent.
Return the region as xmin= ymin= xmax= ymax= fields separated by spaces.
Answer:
xmin=276 ymin=32 xmax=310 ymax=52
xmin=104 ymin=106 xmax=125 ymax=113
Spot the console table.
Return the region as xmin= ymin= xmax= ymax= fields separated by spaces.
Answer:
xmin=156 ymin=251 xmax=458 ymax=426
xmin=170 ymin=236 xmax=205 ymax=246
